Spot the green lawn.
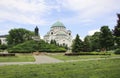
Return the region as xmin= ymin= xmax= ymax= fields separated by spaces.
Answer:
xmin=0 ymin=58 xmax=120 ymax=78
xmin=46 ymin=53 xmax=120 ymax=61
xmin=0 ymin=54 xmax=35 ymax=62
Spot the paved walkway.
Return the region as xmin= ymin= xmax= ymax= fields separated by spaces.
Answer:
xmin=34 ymin=55 xmax=63 ymax=63
xmin=0 ymin=55 xmax=63 ymax=66
xmin=0 ymin=55 xmax=120 ymax=66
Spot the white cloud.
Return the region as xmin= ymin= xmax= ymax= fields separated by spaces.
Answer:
xmin=62 ymin=0 xmax=120 ymax=17
xmin=0 ymin=30 xmax=8 ymax=35
xmin=88 ymin=29 xmax=100 ymax=35
xmin=0 ymin=0 xmax=120 ymax=36
xmin=0 ymin=0 xmax=50 ymax=25
xmin=60 ymin=0 xmax=120 ymax=24
xmin=0 ymin=0 xmax=119 ymax=26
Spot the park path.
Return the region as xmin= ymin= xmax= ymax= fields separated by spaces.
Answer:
xmin=0 ymin=55 xmax=63 ymax=66
xmin=0 ymin=55 xmax=120 ymax=66
xmin=34 ymin=55 xmax=63 ymax=63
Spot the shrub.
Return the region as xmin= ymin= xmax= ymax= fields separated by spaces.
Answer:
xmin=65 ymin=52 xmax=111 ymax=56
xmin=8 ymin=40 xmax=67 ymax=53
xmin=114 ymin=49 xmax=120 ymax=54
xmin=0 ymin=44 xmax=8 ymax=50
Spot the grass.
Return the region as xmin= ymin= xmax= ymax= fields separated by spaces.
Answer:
xmin=0 ymin=54 xmax=35 ymax=62
xmin=46 ymin=53 xmax=120 ymax=61
xmin=0 ymin=58 xmax=120 ymax=78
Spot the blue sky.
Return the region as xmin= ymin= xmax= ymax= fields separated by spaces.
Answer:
xmin=0 ymin=0 xmax=120 ymax=39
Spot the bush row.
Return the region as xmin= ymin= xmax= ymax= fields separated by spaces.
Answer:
xmin=65 ymin=52 xmax=111 ymax=56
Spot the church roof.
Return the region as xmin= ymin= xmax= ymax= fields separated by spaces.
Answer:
xmin=51 ymin=21 xmax=66 ymax=28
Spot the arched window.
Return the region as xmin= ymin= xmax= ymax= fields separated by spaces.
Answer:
xmin=69 ymin=33 xmax=71 ymax=35
xmin=63 ymin=43 xmax=65 ymax=46
xmin=51 ymin=32 xmax=53 ymax=35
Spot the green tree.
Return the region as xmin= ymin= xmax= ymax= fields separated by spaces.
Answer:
xmin=113 ymin=14 xmax=120 ymax=47
xmin=0 ymin=39 xmax=1 ymax=45
xmin=91 ymin=32 xmax=101 ymax=51
xmin=50 ymin=40 xmax=56 ymax=45
xmin=7 ymin=28 xmax=34 ymax=45
xmin=0 ymin=44 xmax=8 ymax=50
xmin=83 ymin=36 xmax=92 ymax=52
xmin=100 ymin=26 xmax=114 ymax=51
xmin=72 ymin=34 xmax=83 ymax=52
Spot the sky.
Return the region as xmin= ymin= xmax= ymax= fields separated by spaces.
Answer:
xmin=0 ymin=0 xmax=120 ymax=39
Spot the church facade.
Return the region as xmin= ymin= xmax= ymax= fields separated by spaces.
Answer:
xmin=44 ymin=21 xmax=72 ymax=47
xmin=0 ymin=35 xmax=7 ymax=45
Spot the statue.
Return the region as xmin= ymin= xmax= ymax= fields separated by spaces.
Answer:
xmin=35 ymin=26 xmax=39 ymax=36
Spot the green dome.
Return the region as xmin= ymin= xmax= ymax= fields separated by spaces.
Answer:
xmin=51 ymin=21 xmax=65 ymax=28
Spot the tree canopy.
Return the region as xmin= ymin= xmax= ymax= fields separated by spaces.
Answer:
xmin=83 ymin=36 xmax=92 ymax=52
xmin=0 ymin=39 xmax=1 ymax=45
xmin=113 ymin=14 xmax=120 ymax=46
xmin=91 ymin=32 xmax=101 ymax=51
xmin=7 ymin=28 xmax=34 ymax=45
xmin=100 ymin=26 xmax=114 ymax=50
xmin=72 ymin=34 xmax=83 ymax=52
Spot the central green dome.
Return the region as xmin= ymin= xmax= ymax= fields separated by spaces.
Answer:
xmin=51 ymin=21 xmax=65 ymax=28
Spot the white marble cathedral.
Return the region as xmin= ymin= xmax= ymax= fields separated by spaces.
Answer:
xmin=44 ymin=21 xmax=72 ymax=47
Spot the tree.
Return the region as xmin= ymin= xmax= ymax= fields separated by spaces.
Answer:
xmin=0 ymin=39 xmax=1 ymax=45
xmin=91 ymin=32 xmax=101 ymax=51
xmin=72 ymin=34 xmax=83 ymax=52
xmin=50 ymin=40 xmax=57 ymax=45
xmin=113 ymin=14 xmax=120 ymax=46
xmin=0 ymin=44 xmax=8 ymax=50
xmin=7 ymin=28 xmax=34 ymax=45
xmin=83 ymin=36 xmax=92 ymax=52
xmin=100 ymin=26 xmax=114 ymax=51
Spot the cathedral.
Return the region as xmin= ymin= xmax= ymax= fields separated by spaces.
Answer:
xmin=44 ymin=21 xmax=72 ymax=47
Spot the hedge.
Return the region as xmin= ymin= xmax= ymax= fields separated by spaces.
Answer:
xmin=8 ymin=40 xmax=67 ymax=53
xmin=65 ymin=52 xmax=111 ymax=56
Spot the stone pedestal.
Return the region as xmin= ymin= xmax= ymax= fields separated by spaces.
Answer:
xmin=32 ymin=36 xmax=40 ymax=41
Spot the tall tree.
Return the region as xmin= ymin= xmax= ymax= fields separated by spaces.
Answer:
xmin=72 ymin=34 xmax=83 ymax=52
xmin=7 ymin=28 xmax=34 ymax=45
xmin=113 ymin=14 xmax=120 ymax=46
xmin=83 ymin=36 xmax=92 ymax=52
xmin=91 ymin=32 xmax=101 ymax=51
xmin=100 ymin=26 xmax=114 ymax=51
xmin=0 ymin=39 xmax=1 ymax=45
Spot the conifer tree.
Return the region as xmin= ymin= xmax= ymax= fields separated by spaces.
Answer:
xmin=100 ymin=26 xmax=114 ymax=51
xmin=113 ymin=14 xmax=120 ymax=46
xmin=72 ymin=34 xmax=83 ymax=52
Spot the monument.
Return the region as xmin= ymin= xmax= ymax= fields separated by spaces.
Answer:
xmin=32 ymin=26 xmax=40 ymax=41
xmin=35 ymin=26 xmax=39 ymax=36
